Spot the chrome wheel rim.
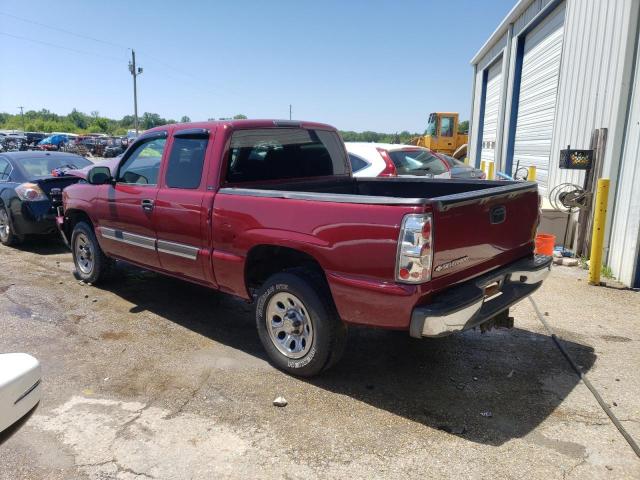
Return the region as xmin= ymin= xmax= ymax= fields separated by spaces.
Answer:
xmin=75 ymin=232 xmax=94 ymax=275
xmin=266 ymin=292 xmax=313 ymax=359
xmin=0 ymin=210 xmax=9 ymax=241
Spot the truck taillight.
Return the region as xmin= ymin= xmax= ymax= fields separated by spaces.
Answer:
xmin=396 ymin=213 xmax=433 ymax=283
xmin=376 ymin=148 xmax=397 ymax=177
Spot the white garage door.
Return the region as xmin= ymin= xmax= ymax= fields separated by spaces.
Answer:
xmin=513 ymin=2 xmax=566 ymax=194
xmin=481 ymin=59 xmax=503 ymax=164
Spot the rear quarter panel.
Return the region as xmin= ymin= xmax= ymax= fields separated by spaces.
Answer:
xmin=211 ymin=192 xmax=424 ymax=326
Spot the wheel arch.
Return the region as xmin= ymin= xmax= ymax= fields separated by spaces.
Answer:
xmin=244 ymin=244 xmax=328 ymax=295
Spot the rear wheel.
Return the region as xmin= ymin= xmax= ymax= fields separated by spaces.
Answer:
xmin=255 ymin=270 xmax=347 ymax=377
xmin=0 ymin=207 xmax=21 ymax=247
xmin=71 ymin=221 xmax=113 ymax=284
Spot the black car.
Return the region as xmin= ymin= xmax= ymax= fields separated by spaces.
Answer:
xmin=0 ymin=152 xmax=92 ymax=246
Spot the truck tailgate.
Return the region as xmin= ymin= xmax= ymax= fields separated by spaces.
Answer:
xmin=430 ymin=185 xmax=539 ymax=281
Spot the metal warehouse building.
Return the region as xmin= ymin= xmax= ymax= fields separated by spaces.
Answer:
xmin=469 ymin=0 xmax=640 ymax=287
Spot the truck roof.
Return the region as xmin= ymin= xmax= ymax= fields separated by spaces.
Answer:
xmin=142 ymin=119 xmax=337 ymax=135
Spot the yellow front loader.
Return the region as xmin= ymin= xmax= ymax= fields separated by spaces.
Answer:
xmin=410 ymin=112 xmax=468 ymax=160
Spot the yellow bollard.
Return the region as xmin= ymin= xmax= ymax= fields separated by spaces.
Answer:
xmin=588 ymin=178 xmax=610 ymax=285
xmin=487 ymin=161 xmax=495 ymax=180
xmin=528 ymin=165 xmax=537 ymax=181
xmin=480 ymin=160 xmax=486 ymax=175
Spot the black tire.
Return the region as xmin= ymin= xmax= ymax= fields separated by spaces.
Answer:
xmin=255 ymin=269 xmax=347 ymax=377
xmin=71 ymin=221 xmax=113 ymax=284
xmin=0 ymin=206 xmax=21 ymax=247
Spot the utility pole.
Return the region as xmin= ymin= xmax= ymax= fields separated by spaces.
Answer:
xmin=289 ymin=104 xmax=292 ymax=120
xmin=128 ymin=50 xmax=143 ymax=134
xmin=17 ymin=106 xmax=25 ymax=131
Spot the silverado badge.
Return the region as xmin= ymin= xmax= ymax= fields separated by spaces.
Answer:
xmin=434 ymin=256 xmax=470 ymax=273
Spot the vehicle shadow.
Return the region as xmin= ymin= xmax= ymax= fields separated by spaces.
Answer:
xmin=14 ymin=236 xmax=68 ymax=255
xmin=97 ymin=264 xmax=596 ymax=446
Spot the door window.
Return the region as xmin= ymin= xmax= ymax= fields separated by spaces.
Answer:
xmin=440 ymin=117 xmax=454 ymax=137
xmin=117 ymin=137 xmax=166 ymax=185
xmin=165 ymin=137 xmax=208 ymax=189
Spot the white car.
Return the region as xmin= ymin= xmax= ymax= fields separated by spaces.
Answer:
xmin=345 ymin=142 xmax=451 ymax=179
xmin=0 ymin=353 xmax=41 ymax=442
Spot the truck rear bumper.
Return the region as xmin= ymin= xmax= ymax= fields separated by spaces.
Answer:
xmin=410 ymin=255 xmax=552 ymax=338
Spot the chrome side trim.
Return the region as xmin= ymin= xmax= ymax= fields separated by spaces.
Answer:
xmin=157 ymin=239 xmax=199 ymax=260
xmin=101 ymin=227 xmax=156 ymax=251
xmin=100 ymin=227 xmax=199 ymax=260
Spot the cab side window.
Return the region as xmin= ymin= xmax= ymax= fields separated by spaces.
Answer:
xmin=165 ymin=136 xmax=208 ymax=189
xmin=117 ymin=137 xmax=166 ymax=185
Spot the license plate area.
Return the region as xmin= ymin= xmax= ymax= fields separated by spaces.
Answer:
xmin=482 ymin=278 xmax=504 ymax=301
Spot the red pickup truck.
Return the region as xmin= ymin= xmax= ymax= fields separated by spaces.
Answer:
xmin=58 ymin=120 xmax=551 ymax=376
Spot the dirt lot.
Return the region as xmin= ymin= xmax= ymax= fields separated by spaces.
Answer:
xmin=1 ymin=239 xmax=639 ymax=479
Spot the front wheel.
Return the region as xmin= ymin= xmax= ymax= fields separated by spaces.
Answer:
xmin=71 ymin=221 xmax=113 ymax=284
xmin=255 ymin=270 xmax=347 ymax=377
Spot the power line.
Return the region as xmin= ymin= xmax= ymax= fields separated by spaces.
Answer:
xmin=0 ymin=31 xmax=123 ymax=62
xmin=0 ymin=11 xmax=129 ymax=51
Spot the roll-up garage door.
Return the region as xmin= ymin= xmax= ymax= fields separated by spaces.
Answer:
xmin=481 ymin=59 xmax=502 ymax=164
xmin=513 ymin=2 xmax=565 ymax=194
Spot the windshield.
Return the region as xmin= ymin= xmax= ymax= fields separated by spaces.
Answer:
xmin=441 ymin=154 xmax=467 ymax=168
xmin=19 ymin=155 xmax=92 ymax=178
xmin=388 ymin=149 xmax=447 ymax=176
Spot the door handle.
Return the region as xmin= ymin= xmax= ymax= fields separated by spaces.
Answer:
xmin=141 ymin=199 xmax=155 ymax=212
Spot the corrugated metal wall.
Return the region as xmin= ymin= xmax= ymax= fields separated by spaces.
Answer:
xmin=512 ymin=2 xmax=565 ymax=194
xmin=548 ymin=0 xmax=638 ymax=192
xmin=470 ymin=0 xmax=640 ymax=285
xmin=480 ymin=61 xmax=503 ymax=163
xmin=469 ymin=32 xmax=508 ymax=165
xmin=609 ymin=20 xmax=640 ymax=287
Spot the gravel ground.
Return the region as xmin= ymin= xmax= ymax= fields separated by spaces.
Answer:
xmin=0 ymin=238 xmax=638 ymax=479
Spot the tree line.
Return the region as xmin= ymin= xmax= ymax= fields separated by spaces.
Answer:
xmin=0 ymin=109 xmax=248 ymax=135
xmin=0 ymin=109 xmax=468 ymax=141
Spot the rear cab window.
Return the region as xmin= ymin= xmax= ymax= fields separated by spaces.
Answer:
xmin=226 ymin=128 xmax=348 ymax=183
xmin=388 ymin=149 xmax=448 ymax=176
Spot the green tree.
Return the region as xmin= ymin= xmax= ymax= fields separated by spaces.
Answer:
xmin=180 ymin=115 xmax=191 ymax=123
xmin=233 ymin=114 xmax=247 ymax=119
xmin=68 ymin=109 xmax=89 ymax=129
xmin=458 ymin=120 xmax=469 ymax=134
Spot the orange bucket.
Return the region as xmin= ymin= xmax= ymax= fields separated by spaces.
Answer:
xmin=535 ymin=233 xmax=555 ymax=256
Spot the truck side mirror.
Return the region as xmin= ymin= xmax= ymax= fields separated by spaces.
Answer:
xmin=87 ymin=166 xmax=112 ymax=185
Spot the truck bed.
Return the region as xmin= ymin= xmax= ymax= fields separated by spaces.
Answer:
xmin=219 ymin=176 xmax=540 ymax=289
xmin=221 ymin=177 xmax=537 ymax=207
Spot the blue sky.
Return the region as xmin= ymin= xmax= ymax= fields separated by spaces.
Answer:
xmin=0 ymin=0 xmax=513 ymax=132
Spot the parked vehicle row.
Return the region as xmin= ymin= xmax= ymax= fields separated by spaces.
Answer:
xmin=0 ymin=131 xmax=131 ymax=156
